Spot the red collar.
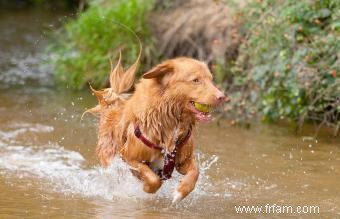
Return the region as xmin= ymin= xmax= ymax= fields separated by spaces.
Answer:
xmin=134 ymin=125 xmax=192 ymax=180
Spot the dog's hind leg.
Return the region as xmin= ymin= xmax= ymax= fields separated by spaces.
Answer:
xmin=96 ymin=110 xmax=119 ymax=167
xmin=96 ymin=129 xmax=115 ymax=167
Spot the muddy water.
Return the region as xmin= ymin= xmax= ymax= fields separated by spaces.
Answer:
xmin=0 ymin=8 xmax=340 ymax=219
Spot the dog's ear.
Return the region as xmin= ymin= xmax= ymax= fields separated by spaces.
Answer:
xmin=142 ymin=61 xmax=174 ymax=79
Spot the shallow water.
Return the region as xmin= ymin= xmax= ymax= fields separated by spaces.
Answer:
xmin=0 ymin=8 xmax=339 ymax=219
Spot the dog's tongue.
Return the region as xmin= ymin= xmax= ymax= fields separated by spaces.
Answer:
xmin=195 ymin=112 xmax=212 ymax=123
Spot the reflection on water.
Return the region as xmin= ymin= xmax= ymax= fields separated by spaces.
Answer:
xmin=0 ymin=7 xmax=339 ymax=219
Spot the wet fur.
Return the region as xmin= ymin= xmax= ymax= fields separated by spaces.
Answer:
xmin=88 ymin=54 xmax=224 ymax=203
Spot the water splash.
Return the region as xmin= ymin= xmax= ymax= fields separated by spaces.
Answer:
xmin=0 ymin=123 xmax=224 ymax=202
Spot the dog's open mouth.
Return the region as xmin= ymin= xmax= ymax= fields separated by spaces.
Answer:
xmin=188 ymin=101 xmax=212 ymax=122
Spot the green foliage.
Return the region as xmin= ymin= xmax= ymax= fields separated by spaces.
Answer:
xmin=231 ymin=0 xmax=339 ymax=131
xmin=50 ymin=0 xmax=156 ymax=89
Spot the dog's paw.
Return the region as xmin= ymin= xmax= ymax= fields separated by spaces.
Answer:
xmin=172 ymin=190 xmax=183 ymax=204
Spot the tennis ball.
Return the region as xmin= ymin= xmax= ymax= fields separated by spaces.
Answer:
xmin=194 ymin=102 xmax=211 ymax=113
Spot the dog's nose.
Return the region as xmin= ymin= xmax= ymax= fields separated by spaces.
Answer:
xmin=215 ymin=90 xmax=227 ymax=103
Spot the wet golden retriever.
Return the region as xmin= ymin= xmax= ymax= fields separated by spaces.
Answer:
xmin=87 ymin=52 xmax=225 ymax=203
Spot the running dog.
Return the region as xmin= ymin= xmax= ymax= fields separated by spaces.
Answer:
xmin=87 ymin=52 xmax=225 ymax=203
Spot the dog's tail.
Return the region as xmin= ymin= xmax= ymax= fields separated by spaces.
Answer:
xmin=82 ymin=46 xmax=141 ymax=118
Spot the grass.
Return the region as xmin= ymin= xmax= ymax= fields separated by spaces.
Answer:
xmin=50 ymin=0 xmax=156 ymax=89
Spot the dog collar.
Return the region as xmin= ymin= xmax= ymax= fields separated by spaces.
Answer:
xmin=134 ymin=125 xmax=192 ymax=180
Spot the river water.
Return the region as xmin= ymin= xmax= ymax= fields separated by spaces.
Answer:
xmin=0 ymin=8 xmax=339 ymax=219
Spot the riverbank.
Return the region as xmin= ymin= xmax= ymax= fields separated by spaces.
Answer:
xmin=46 ymin=0 xmax=339 ymax=135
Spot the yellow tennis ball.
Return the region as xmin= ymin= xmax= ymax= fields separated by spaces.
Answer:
xmin=194 ymin=102 xmax=211 ymax=113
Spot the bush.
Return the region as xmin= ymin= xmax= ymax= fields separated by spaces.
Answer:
xmin=229 ymin=0 xmax=339 ymax=133
xmin=50 ymin=0 xmax=156 ymax=89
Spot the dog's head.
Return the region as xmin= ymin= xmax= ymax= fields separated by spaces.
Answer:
xmin=142 ymin=57 xmax=226 ymax=122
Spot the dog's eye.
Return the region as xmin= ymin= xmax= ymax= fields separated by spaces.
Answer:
xmin=192 ymin=78 xmax=200 ymax=83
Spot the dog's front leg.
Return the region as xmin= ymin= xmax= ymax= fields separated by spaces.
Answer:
xmin=173 ymin=158 xmax=199 ymax=203
xmin=128 ymin=160 xmax=162 ymax=193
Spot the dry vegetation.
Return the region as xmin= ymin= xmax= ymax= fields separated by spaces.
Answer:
xmin=150 ymin=0 xmax=241 ymax=65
